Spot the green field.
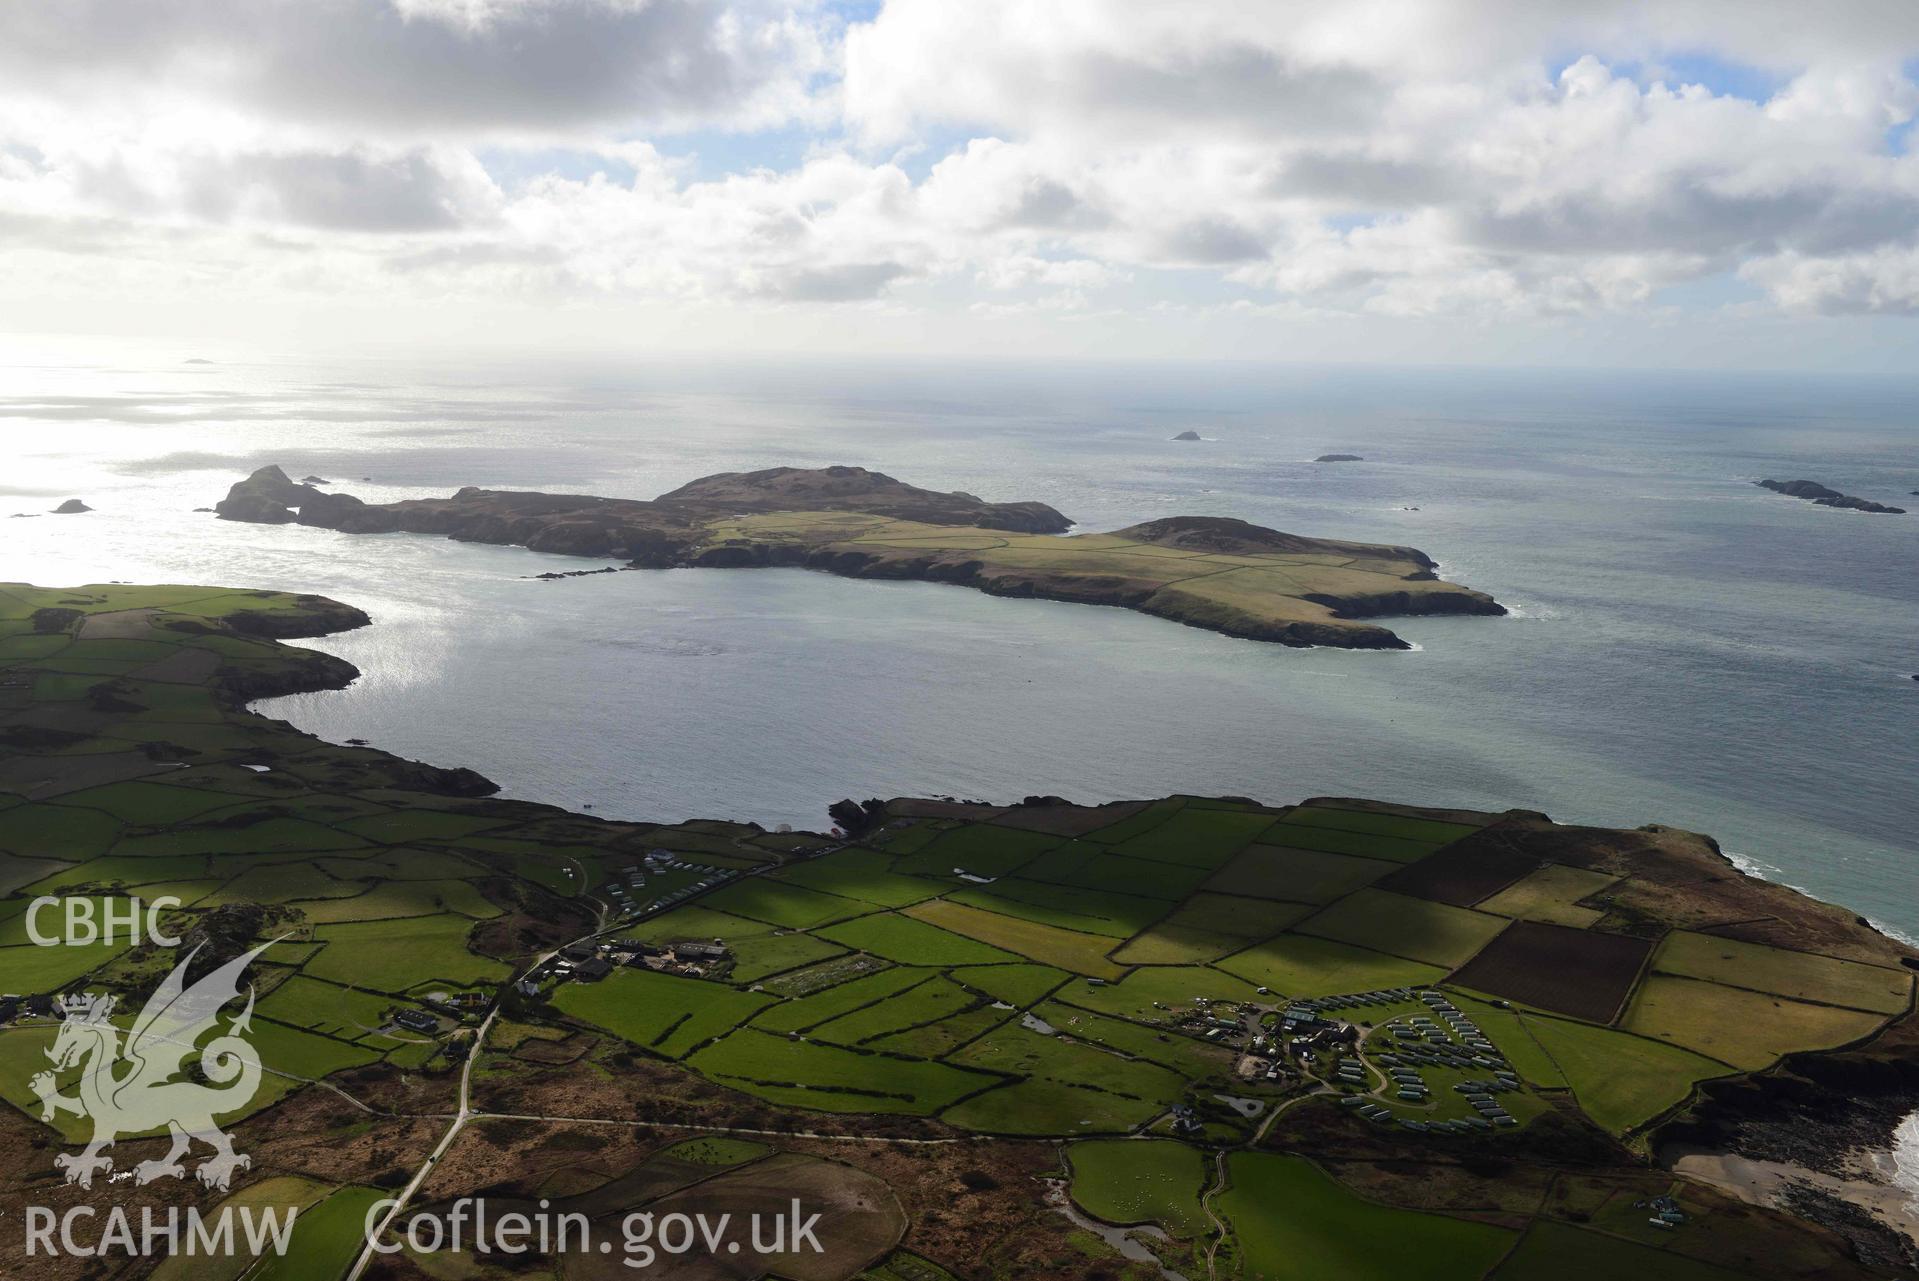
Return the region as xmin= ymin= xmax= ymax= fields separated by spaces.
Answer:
xmin=1217 ymin=1153 xmax=1514 ymax=1281
xmin=255 ymin=1184 xmax=387 ymax=1281
xmin=1067 ymin=1138 xmax=1210 ymax=1236
xmin=701 ymin=877 xmax=866 ymax=929
xmin=1477 ymin=864 xmax=1618 ymax=927
xmin=1112 ymin=893 xmax=1309 ymax=964
xmin=1620 ymin=975 xmax=1888 ymax=1071
xmin=1651 ymin=932 xmax=1914 ymax=1015
xmin=817 ymin=911 xmax=1020 ymax=966
xmin=305 ymin=914 xmax=509 ymax=990
xmin=689 ymin=1029 xmax=994 ymax=1114
xmin=1295 ymin=888 xmax=1507 ymax=967
xmin=1202 ymin=843 xmax=1396 ymax=904
xmin=752 ymin=966 xmax=934 ymax=1033
xmin=552 ymin=966 xmax=775 ymax=1058
xmin=770 ymin=848 xmax=945 ymax=907
xmin=1492 ymin=1218 xmax=1752 ymax=1281
xmin=1520 ymin=1011 xmax=1729 ymax=1134
xmin=903 ymin=899 xmax=1125 ymax=979
xmin=1219 ymin=933 xmax=1446 ymax=997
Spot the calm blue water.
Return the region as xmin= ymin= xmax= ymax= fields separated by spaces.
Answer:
xmin=4 ymin=355 xmax=1915 ymax=937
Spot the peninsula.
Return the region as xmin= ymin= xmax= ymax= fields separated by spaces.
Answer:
xmin=0 ymin=581 xmax=1914 ymax=1279
xmin=213 ymin=464 xmax=1504 ymax=649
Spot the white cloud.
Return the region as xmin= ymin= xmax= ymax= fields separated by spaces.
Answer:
xmin=2 ymin=0 xmax=1918 ymax=356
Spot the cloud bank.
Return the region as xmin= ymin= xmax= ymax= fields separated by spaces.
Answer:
xmin=3 ymin=0 xmax=1918 ymax=354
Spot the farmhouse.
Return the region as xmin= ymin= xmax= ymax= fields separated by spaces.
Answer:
xmin=573 ymin=957 xmax=614 ymax=981
xmin=394 ymin=1009 xmax=439 ymax=1034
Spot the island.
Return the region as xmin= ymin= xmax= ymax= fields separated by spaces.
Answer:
xmin=1171 ymin=430 xmax=1203 ymax=441
xmin=1757 ymin=479 xmax=1907 ymax=515
xmin=211 ymin=464 xmax=1506 ymax=649
xmin=51 ymin=499 xmax=91 ymax=514
xmin=1315 ymin=453 xmax=1364 ymax=462
xmin=0 ymin=581 xmax=1914 ymax=1279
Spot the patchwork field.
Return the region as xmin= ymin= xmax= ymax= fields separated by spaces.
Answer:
xmin=0 ymin=583 xmax=1911 ymax=1281
xmin=1067 ymin=1138 xmax=1210 ymax=1236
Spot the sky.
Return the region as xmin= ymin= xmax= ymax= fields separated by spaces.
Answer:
xmin=4 ymin=1 xmax=1919 ymax=369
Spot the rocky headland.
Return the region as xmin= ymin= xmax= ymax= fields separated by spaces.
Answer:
xmin=212 ymin=464 xmax=1504 ymax=649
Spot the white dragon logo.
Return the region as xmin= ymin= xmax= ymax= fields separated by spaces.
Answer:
xmin=30 ymin=940 xmax=274 ymax=1191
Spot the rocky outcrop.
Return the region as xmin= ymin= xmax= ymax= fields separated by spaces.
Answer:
xmin=1758 ymin=479 xmax=1906 ymax=515
xmin=52 ymin=498 xmax=92 ymax=514
xmin=1315 ymin=453 xmax=1363 ymax=462
xmin=1172 ymin=430 xmax=1202 ymax=441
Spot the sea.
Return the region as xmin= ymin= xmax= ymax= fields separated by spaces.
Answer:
xmin=3 ymin=350 xmax=1915 ymax=945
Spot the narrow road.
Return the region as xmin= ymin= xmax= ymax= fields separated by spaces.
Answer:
xmin=344 ymin=1000 xmax=501 ymax=1281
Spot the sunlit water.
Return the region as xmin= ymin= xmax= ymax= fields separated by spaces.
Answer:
xmin=3 ymin=350 xmax=1915 ymax=938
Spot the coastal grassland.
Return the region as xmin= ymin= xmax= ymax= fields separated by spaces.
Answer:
xmin=817 ymin=911 xmax=1021 ymax=966
xmin=1112 ymin=893 xmax=1312 ymax=964
xmin=1294 ymin=888 xmax=1507 ymax=966
xmin=688 ymin=1028 xmax=995 ymax=1114
xmin=1218 ymin=1153 xmax=1514 ymax=1281
xmin=1219 ymin=930 xmax=1448 ymax=997
xmin=305 ymin=914 xmax=510 ymax=990
xmin=902 ymin=899 xmax=1126 ymax=979
xmin=700 ymin=877 xmax=866 ymax=929
xmin=1649 ymin=931 xmax=1914 ymax=1014
xmin=1201 ymin=842 xmax=1397 ymax=904
xmin=1517 ymin=1011 xmax=1729 ymax=1134
xmin=769 ymin=848 xmax=945 ymax=907
xmin=552 ymin=966 xmax=775 ymax=1059
xmin=1619 ymin=975 xmax=1890 ymax=1071
xmin=1067 ymin=1138 xmax=1210 ymax=1237
xmin=1477 ymin=864 xmax=1620 ymax=927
